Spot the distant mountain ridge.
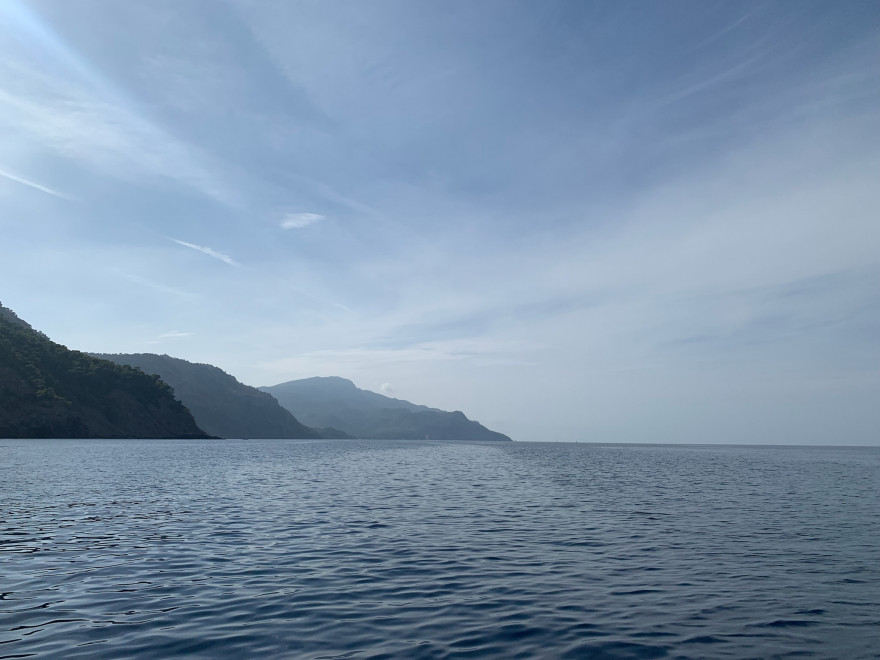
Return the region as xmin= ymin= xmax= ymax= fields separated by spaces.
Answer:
xmin=0 ymin=303 xmax=208 ymax=439
xmin=261 ymin=376 xmax=511 ymax=441
xmin=1 ymin=302 xmax=510 ymax=441
xmin=94 ymin=353 xmax=325 ymax=440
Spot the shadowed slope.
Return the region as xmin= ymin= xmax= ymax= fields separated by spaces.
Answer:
xmin=94 ymin=353 xmax=322 ymax=439
xmin=0 ymin=303 xmax=208 ymax=439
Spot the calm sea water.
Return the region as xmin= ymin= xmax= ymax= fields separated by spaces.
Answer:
xmin=1 ymin=439 xmax=878 ymax=659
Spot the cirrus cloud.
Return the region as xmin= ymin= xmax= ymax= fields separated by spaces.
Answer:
xmin=169 ymin=237 xmax=239 ymax=267
xmin=281 ymin=212 xmax=324 ymax=229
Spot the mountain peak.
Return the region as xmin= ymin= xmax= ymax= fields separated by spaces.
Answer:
xmin=261 ymin=377 xmax=511 ymax=441
xmin=269 ymin=376 xmax=358 ymax=392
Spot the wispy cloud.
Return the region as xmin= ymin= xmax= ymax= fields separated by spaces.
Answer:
xmin=0 ymin=166 xmax=71 ymax=199
xmin=0 ymin=53 xmax=236 ymax=206
xmin=147 ymin=329 xmax=195 ymax=344
xmin=280 ymin=212 xmax=324 ymax=229
xmin=169 ymin=238 xmax=240 ymax=267
xmin=156 ymin=330 xmax=194 ymax=340
xmin=3 ymin=2 xmax=878 ymax=444
xmin=256 ymin=337 xmax=537 ymax=378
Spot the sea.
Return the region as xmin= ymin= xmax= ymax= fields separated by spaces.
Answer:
xmin=1 ymin=439 xmax=878 ymax=659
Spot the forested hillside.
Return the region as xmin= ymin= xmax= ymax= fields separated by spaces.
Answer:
xmin=94 ymin=353 xmax=324 ymax=439
xmin=0 ymin=303 xmax=209 ymax=439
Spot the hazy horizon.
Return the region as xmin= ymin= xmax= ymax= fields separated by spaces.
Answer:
xmin=2 ymin=1 xmax=878 ymax=444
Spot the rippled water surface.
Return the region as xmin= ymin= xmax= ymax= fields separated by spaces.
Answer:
xmin=2 ymin=439 xmax=879 ymax=659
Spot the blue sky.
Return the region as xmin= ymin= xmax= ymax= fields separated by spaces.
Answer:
xmin=2 ymin=1 xmax=879 ymax=444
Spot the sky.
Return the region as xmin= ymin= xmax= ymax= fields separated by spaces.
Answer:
xmin=1 ymin=1 xmax=879 ymax=444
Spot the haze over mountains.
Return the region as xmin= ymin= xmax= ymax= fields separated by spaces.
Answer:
xmin=1 ymin=302 xmax=510 ymax=441
xmin=262 ymin=377 xmax=512 ymax=442
xmin=93 ymin=353 xmax=326 ymax=440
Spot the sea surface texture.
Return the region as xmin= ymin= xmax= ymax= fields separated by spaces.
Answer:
xmin=2 ymin=439 xmax=878 ymax=659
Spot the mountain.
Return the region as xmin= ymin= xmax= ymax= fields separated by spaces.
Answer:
xmin=94 ymin=353 xmax=325 ymax=439
xmin=260 ymin=376 xmax=512 ymax=441
xmin=0 ymin=303 xmax=208 ymax=439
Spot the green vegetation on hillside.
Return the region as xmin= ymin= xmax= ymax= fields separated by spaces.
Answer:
xmin=0 ymin=303 xmax=209 ymax=439
xmin=94 ymin=353 xmax=323 ymax=439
